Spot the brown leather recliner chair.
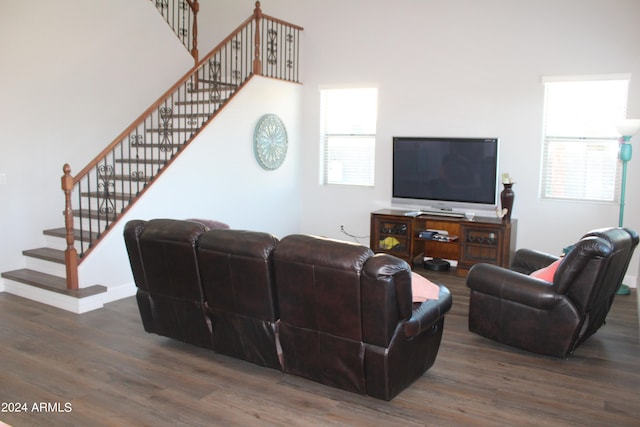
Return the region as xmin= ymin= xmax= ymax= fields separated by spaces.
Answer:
xmin=467 ymin=227 xmax=639 ymax=358
xmin=273 ymin=234 xmax=452 ymax=400
xmin=123 ymin=219 xmax=213 ymax=349
xmin=197 ymin=229 xmax=282 ymax=370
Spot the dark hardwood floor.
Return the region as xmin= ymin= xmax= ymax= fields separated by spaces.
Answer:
xmin=1 ymin=269 xmax=638 ymax=426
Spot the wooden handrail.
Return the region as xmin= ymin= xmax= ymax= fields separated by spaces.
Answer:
xmin=261 ymin=13 xmax=304 ymax=31
xmin=60 ymin=2 xmax=303 ymax=290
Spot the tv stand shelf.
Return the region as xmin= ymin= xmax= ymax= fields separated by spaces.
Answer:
xmin=370 ymin=209 xmax=517 ymax=276
xmin=411 ymin=209 xmax=465 ymax=218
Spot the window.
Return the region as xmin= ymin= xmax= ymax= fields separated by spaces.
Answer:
xmin=540 ymin=75 xmax=629 ymax=202
xmin=321 ymin=88 xmax=377 ymax=186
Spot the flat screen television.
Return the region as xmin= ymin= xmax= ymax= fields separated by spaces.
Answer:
xmin=392 ymin=136 xmax=500 ymax=214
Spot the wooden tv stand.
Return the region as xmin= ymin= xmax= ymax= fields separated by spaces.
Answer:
xmin=370 ymin=209 xmax=517 ymax=276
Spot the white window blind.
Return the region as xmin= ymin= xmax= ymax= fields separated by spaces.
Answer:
xmin=540 ymin=76 xmax=629 ymax=202
xmin=321 ymin=88 xmax=377 ymax=186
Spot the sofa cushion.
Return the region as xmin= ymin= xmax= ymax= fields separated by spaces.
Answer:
xmin=198 ymin=229 xmax=279 ymax=319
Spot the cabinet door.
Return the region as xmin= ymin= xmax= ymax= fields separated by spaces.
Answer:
xmin=460 ymin=225 xmax=504 ymax=266
xmin=371 ymin=216 xmax=412 ymax=260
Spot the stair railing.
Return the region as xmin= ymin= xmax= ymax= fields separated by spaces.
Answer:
xmin=61 ymin=1 xmax=302 ymax=289
xmin=151 ymin=0 xmax=200 ymax=63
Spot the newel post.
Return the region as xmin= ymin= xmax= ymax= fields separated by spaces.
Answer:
xmin=190 ymin=0 xmax=199 ymax=64
xmin=61 ymin=164 xmax=79 ymax=290
xmin=253 ymin=1 xmax=262 ymax=75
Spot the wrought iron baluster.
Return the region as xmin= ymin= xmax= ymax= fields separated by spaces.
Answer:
xmin=185 ymin=80 xmax=197 ymax=129
xmin=232 ymin=38 xmax=242 ymax=83
xmin=267 ymin=28 xmax=277 ymax=67
xmin=286 ymin=31 xmax=294 ymax=76
xmin=76 ymin=175 xmax=85 ymax=257
xmin=209 ymin=59 xmax=222 ymax=103
xmin=97 ymin=163 xmax=115 ymax=218
xmin=129 ymin=133 xmax=144 ymax=189
xmin=159 ymin=106 xmax=173 ymax=152
xmin=178 ymin=0 xmax=189 ymax=45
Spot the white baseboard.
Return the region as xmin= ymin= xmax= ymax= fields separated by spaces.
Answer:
xmin=1 ymin=280 xmax=137 ymax=314
xmin=623 ymin=274 xmax=637 ymax=288
xmin=102 ymin=282 xmax=137 ymax=303
xmin=3 ymin=279 xmax=105 ymax=313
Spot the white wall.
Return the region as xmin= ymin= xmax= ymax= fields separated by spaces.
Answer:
xmin=263 ymin=0 xmax=640 ymax=284
xmin=0 ymin=0 xmax=192 ymax=278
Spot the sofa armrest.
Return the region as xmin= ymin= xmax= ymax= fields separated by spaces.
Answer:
xmin=362 ymin=253 xmax=414 ymax=319
xmin=466 ymin=263 xmax=561 ymax=310
xmin=403 ymin=286 xmax=452 ymax=338
xmin=123 ymin=219 xmax=148 ymax=290
xmin=511 ymin=249 xmax=560 ymax=274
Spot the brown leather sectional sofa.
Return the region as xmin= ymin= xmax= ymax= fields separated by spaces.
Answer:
xmin=124 ymin=218 xmax=452 ymax=400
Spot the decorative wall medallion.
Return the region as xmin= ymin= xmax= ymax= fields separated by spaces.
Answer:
xmin=253 ymin=114 xmax=288 ymax=170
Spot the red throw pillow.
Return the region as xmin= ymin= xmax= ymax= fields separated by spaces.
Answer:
xmin=530 ymin=259 xmax=562 ymax=282
xmin=411 ymin=272 xmax=440 ymax=302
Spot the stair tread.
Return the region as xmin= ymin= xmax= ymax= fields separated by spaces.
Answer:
xmin=170 ymin=112 xmax=210 ymax=118
xmin=187 ymin=89 xmax=233 ymax=95
xmin=115 ymin=158 xmax=166 ymax=164
xmin=126 ymin=144 xmax=182 ymax=149
xmin=23 ymin=247 xmax=67 ymax=264
xmin=145 ymin=128 xmax=197 ymax=132
xmin=72 ymin=209 xmax=117 ymax=221
xmin=193 ymin=79 xmax=237 ymax=89
xmin=113 ymin=174 xmax=152 ymax=182
xmin=1 ymin=269 xmax=107 ymax=298
xmin=174 ymin=99 xmax=223 ymax=105
xmin=44 ymin=228 xmax=98 ymax=242
xmin=80 ymin=191 xmax=132 ymax=201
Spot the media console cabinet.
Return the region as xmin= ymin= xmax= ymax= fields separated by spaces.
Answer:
xmin=370 ymin=209 xmax=517 ymax=277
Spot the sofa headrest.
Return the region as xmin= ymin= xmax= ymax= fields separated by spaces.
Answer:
xmin=186 ymin=218 xmax=230 ymax=230
xmin=274 ymin=234 xmax=374 ymax=271
xmin=553 ymin=235 xmax=612 ymax=294
xmin=198 ymin=229 xmax=279 ymax=260
xmin=582 ymin=227 xmax=639 ymax=251
xmin=141 ymin=218 xmax=208 ymax=244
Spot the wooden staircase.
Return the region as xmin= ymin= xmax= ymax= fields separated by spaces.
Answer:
xmin=1 ymin=81 xmax=238 ymax=312
xmin=1 ymin=2 xmax=303 ymax=313
xmin=2 ymin=245 xmax=106 ymax=313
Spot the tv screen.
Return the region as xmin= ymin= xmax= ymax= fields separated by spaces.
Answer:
xmin=392 ymin=137 xmax=499 ymax=212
